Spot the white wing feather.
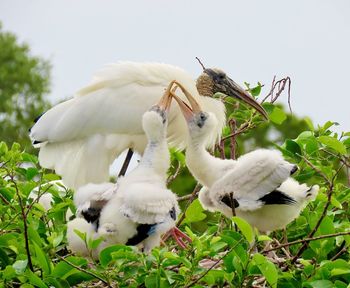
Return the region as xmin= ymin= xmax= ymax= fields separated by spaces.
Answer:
xmin=210 ymin=149 xmax=294 ymax=204
xmin=30 ymin=62 xmax=225 ymax=189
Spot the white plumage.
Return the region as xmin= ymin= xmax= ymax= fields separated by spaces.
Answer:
xmin=171 ymin=85 xmax=319 ymax=233
xmin=67 ymin=87 xmax=180 ymax=256
xmin=30 ymin=62 xmax=227 ymax=189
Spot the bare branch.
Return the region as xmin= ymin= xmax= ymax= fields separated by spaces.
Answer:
xmin=195 ymin=57 xmax=206 ymax=70
xmin=184 ymin=238 xmax=244 ymax=288
xmin=263 ymin=231 xmax=350 ymax=253
xmin=58 ymin=256 xmax=111 ymax=287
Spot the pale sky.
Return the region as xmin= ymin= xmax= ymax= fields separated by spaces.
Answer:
xmin=0 ymin=0 xmax=349 ymax=132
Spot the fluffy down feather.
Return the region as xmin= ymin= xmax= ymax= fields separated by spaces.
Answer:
xmin=67 ymin=103 xmax=180 ymax=255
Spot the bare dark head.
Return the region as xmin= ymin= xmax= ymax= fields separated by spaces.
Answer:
xmin=196 ymin=68 xmax=268 ymax=120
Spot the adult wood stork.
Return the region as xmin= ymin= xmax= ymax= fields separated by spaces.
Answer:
xmin=171 ymin=85 xmax=319 ymax=233
xmin=30 ymin=62 xmax=268 ymax=189
xmin=67 ymin=84 xmax=185 ymax=256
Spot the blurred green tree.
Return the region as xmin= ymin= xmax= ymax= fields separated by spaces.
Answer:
xmin=0 ymin=23 xmax=51 ymax=152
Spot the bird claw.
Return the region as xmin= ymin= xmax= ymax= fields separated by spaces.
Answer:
xmin=162 ymin=227 xmax=192 ymax=249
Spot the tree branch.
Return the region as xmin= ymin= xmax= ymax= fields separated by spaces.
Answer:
xmin=58 ymin=256 xmax=111 ymax=287
xmin=263 ymin=231 xmax=350 ymax=253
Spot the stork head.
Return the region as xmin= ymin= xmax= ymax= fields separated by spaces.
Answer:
xmin=142 ymin=83 xmax=173 ymax=142
xmin=196 ymin=68 xmax=268 ymax=120
xmin=171 ymin=86 xmax=218 ymax=145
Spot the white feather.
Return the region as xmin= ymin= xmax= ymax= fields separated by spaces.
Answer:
xmin=67 ymin=108 xmax=180 ymax=255
xmin=184 ymin=110 xmax=319 ymax=233
xmin=30 ymin=62 xmax=225 ymax=189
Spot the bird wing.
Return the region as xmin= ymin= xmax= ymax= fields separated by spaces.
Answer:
xmin=30 ymin=62 xmax=209 ymax=189
xmin=118 ymin=182 xmax=178 ymax=225
xmin=74 ymin=182 xmax=117 ymax=216
xmin=209 ymin=149 xmax=294 ymax=210
xmin=30 ymin=62 xmax=198 ymax=143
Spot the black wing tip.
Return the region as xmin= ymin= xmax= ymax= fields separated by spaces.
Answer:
xmin=221 ymin=195 xmax=240 ymax=209
xmin=259 ymin=190 xmax=297 ymax=205
xmin=126 ymin=223 xmax=157 ymax=246
xmin=81 ymin=207 xmax=101 ymax=223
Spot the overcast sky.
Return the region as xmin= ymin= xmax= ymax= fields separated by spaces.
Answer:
xmin=1 ymin=0 xmax=349 ymax=132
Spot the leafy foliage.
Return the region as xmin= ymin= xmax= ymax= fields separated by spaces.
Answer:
xmin=0 ymin=23 xmax=51 ymax=152
xmin=0 ymin=89 xmax=349 ymax=287
xmin=0 ymin=32 xmax=348 ymax=286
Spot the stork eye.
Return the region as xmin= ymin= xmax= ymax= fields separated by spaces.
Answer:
xmin=218 ymin=73 xmax=225 ymax=79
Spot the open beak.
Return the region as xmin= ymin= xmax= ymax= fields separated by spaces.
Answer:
xmin=170 ymin=81 xmax=203 ymax=121
xmin=224 ymin=77 xmax=269 ymax=120
xmin=171 ymin=93 xmax=195 ymax=121
xmin=156 ymin=82 xmax=174 ymax=111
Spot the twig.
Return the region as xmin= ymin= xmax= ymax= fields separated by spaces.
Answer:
xmin=166 ymin=161 xmax=182 ymax=185
xmin=220 ymin=122 xmax=251 ymax=143
xmin=261 ymin=76 xmax=292 ymax=113
xmin=229 ymin=119 xmax=236 ymax=160
xmin=263 ymin=231 xmax=350 ymax=253
xmin=184 ymin=238 xmax=244 ymax=288
xmin=0 ymin=193 xmax=10 ymax=206
xmin=291 ymin=163 xmax=344 ymax=263
xmin=118 ymin=148 xmax=134 ymax=177
xmin=58 ymin=256 xmax=111 ymax=287
xmin=177 ymin=194 xmax=194 ymax=202
xmin=195 ymin=57 xmax=206 ymax=70
xmin=300 ymin=156 xmax=331 ymax=185
xmin=330 ymin=241 xmax=348 ymax=261
xmin=176 ymin=183 xmax=201 ymax=227
xmin=11 ymin=176 xmax=33 ymax=271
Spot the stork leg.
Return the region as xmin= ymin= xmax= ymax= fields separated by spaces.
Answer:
xmin=162 ymin=227 xmax=192 ymax=249
xmin=118 ymin=148 xmax=134 ymax=177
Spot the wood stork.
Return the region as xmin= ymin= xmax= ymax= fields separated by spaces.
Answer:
xmin=171 ymin=85 xmax=319 ymax=233
xmin=30 ymin=62 xmax=268 ymax=189
xmin=67 ymin=84 xmax=186 ymax=256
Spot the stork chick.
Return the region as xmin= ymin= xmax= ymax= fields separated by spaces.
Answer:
xmin=67 ymin=82 xmax=186 ymax=256
xmin=171 ymin=84 xmax=319 ymax=233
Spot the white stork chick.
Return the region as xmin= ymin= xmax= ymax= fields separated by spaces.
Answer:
xmin=30 ymin=62 xmax=268 ymax=189
xmin=171 ymin=85 xmax=319 ymax=233
xmin=67 ymin=83 xmax=182 ymax=255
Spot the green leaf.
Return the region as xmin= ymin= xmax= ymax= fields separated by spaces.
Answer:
xmin=283 ymin=139 xmax=302 ymax=160
xmin=145 ymin=273 xmax=160 ymax=288
xmin=33 ymin=242 xmax=51 ymax=275
xmin=232 ymin=217 xmax=254 ymax=243
xmin=183 ymin=199 xmax=206 ymax=224
xmin=269 ymin=106 xmax=287 ymax=124
xmin=318 ymin=136 xmax=347 ymax=155
xmin=12 ymin=259 xmax=28 ymax=274
xmin=305 ymin=280 xmax=334 ymax=288
xmin=26 ymin=270 xmax=48 ymax=288
xmin=26 ymin=167 xmax=39 ymax=180
xmin=3 ymin=265 xmax=16 ymax=280
xmin=304 ymin=117 xmax=314 ymax=131
xmin=99 ymin=245 xmax=133 ymax=268
xmin=253 ymin=254 xmax=278 ymax=288
xmin=250 ymin=83 xmax=262 ymax=97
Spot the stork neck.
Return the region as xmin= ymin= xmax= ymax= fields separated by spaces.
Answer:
xmin=186 ymin=139 xmax=222 ymax=188
xmin=139 ymin=138 xmax=170 ymax=178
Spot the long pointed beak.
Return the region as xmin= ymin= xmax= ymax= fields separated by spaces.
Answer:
xmin=225 ymin=77 xmax=268 ymax=120
xmin=171 ymin=93 xmax=195 ymax=121
xmin=173 ymin=81 xmax=202 ymax=113
xmin=156 ymin=83 xmax=174 ymax=111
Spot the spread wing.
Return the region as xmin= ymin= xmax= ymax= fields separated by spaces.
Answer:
xmin=210 ymin=149 xmax=295 ymax=211
xmin=74 ymin=182 xmax=117 ymax=216
xmin=29 ymin=62 xmax=203 ymax=189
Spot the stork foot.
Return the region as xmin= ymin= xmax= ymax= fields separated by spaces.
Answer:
xmin=162 ymin=227 xmax=192 ymax=249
